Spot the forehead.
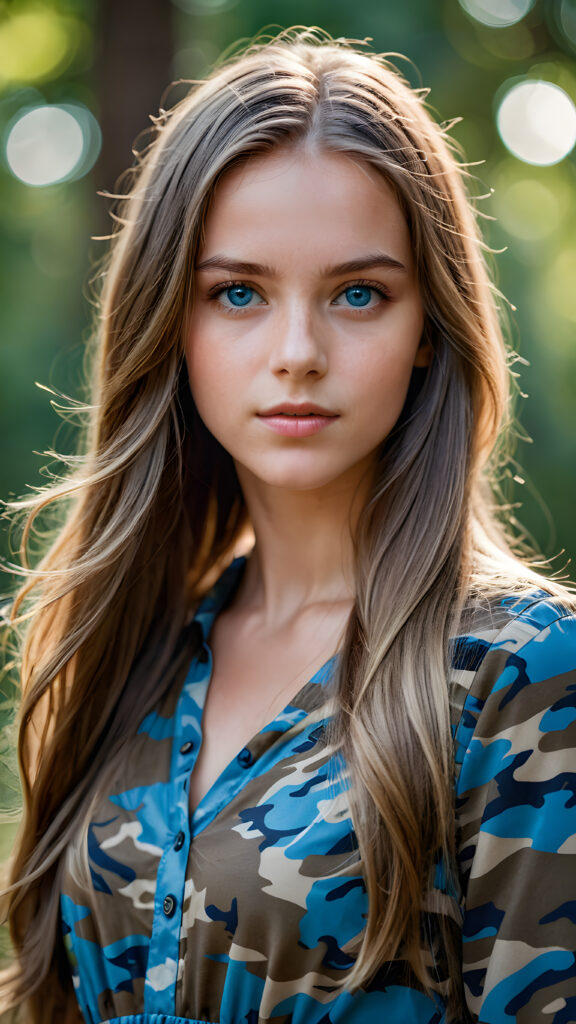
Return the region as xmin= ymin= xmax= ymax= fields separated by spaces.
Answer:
xmin=201 ymin=148 xmax=412 ymax=269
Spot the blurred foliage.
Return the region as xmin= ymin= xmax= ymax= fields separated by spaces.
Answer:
xmin=0 ymin=0 xmax=575 ymax=846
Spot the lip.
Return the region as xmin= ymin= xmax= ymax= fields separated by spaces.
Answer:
xmin=256 ymin=404 xmax=339 ymax=438
xmin=257 ymin=402 xmax=338 ymax=417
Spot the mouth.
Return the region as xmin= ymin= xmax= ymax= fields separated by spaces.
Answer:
xmin=257 ymin=403 xmax=338 ymax=418
xmin=255 ymin=405 xmax=339 ymax=437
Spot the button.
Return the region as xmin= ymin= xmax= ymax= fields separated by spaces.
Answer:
xmin=237 ymin=747 xmax=253 ymax=767
xmin=180 ymin=740 xmax=194 ymax=755
xmin=163 ymin=894 xmax=177 ymax=918
xmin=198 ymin=646 xmax=210 ymax=664
xmin=174 ymin=831 xmax=185 ymax=852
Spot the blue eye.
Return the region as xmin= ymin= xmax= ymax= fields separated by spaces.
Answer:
xmin=225 ymin=284 xmax=254 ymax=307
xmin=344 ymin=285 xmax=373 ymax=307
xmin=332 ymin=282 xmax=390 ymax=310
xmin=208 ymin=281 xmax=266 ymax=314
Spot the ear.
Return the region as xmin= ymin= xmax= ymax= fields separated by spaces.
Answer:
xmin=413 ymin=334 xmax=433 ymax=368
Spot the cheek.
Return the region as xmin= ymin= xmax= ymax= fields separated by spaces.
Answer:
xmin=352 ymin=328 xmax=423 ymax=399
xmin=185 ymin=334 xmax=216 ymax=428
xmin=362 ymin=364 xmax=413 ymax=427
xmin=184 ymin=327 xmax=246 ymax=446
xmin=348 ymin=346 xmax=423 ymax=438
xmin=185 ymin=321 xmax=220 ymax=390
xmin=185 ymin=315 xmax=250 ymax=385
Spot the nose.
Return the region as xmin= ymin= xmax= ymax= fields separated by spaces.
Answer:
xmin=268 ymin=302 xmax=328 ymax=379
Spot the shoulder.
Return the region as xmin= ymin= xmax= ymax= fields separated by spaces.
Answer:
xmin=451 ymin=588 xmax=576 ymax=847
xmin=451 ymin=586 xmax=576 ymax=859
xmin=451 ymin=591 xmax=576 ymax=1019
xmin=451 ymin=589 xmax=576 ymax=769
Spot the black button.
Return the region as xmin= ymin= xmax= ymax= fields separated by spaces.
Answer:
xmin=174 ymin=831 xmax=185 ymax=852
xmin=198 ymin=646 xmax=210 ymax=664
xmin=163 ymin=894 xmax=177 ymax=918
xmin=180 ymin=740 xmax=194 ymax=755
xmin=237 ymin=747 xmax=253 ymax=767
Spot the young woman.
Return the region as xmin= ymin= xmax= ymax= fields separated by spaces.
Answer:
xmin=1 ymin=25 xmax=575 ymax=1024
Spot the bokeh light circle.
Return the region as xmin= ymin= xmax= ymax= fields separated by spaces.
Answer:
xmin=497 ymin=80 xmax=576 ymax=165
xmin=459 ymin=0 xmax=535 ymax=28
xmin=5 ymin=103 xmax=101 ymax=186
xmin=0 ymin=9 xmax=72 ymax=85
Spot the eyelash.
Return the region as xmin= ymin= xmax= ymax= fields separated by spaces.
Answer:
xmin=206 ymin=279 xmax=392 ymax=316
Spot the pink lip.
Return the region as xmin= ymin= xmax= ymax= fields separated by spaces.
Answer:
xmin=259 ymin=402 xmax=338 ymax=416
xmin=257 ymin=414 xmax=337 ymax=437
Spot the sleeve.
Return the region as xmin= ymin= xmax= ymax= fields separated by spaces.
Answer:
xmin=454 ymin=612 xmax=576 ymax=1024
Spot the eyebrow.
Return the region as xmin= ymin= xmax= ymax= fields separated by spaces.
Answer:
xmin=194 ymin=252 xmax=407 ymax=276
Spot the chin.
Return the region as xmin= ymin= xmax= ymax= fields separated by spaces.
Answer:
xmin=236 ymin=455 xmax=364 ymax=494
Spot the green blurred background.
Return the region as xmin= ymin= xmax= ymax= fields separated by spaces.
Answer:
xmin=0 ymin=0 xmax=575 ymax=856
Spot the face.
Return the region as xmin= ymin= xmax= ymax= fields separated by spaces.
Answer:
xmin=185 ymin=148 xmax=428 ymax=496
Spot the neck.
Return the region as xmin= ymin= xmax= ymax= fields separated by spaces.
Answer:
xmin=233 ymin=461 xmax=372 ymax=627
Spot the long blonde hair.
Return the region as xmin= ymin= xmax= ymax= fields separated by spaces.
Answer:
xmin=0 ymin=25 xmax=568 ymax=1022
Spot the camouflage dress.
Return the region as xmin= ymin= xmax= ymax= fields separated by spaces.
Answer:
xmin=60 ymin=557 xmax=576 ymax=1023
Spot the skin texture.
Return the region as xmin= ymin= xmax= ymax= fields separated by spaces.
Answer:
xmin=185 ymin=146 xmax=429 ymax=613
xmin=186 ymin=147 xmax=427 ymax=502
xmin=183 ymin=148 xmax=430 ymax=808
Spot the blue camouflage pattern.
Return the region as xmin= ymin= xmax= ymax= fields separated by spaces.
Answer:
xmin=60 ymin=557 xmax=576 ymax=1023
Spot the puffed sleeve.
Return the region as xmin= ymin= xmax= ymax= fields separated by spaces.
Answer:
xmin=454 ymin=608 xmax=576 ymax=1024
